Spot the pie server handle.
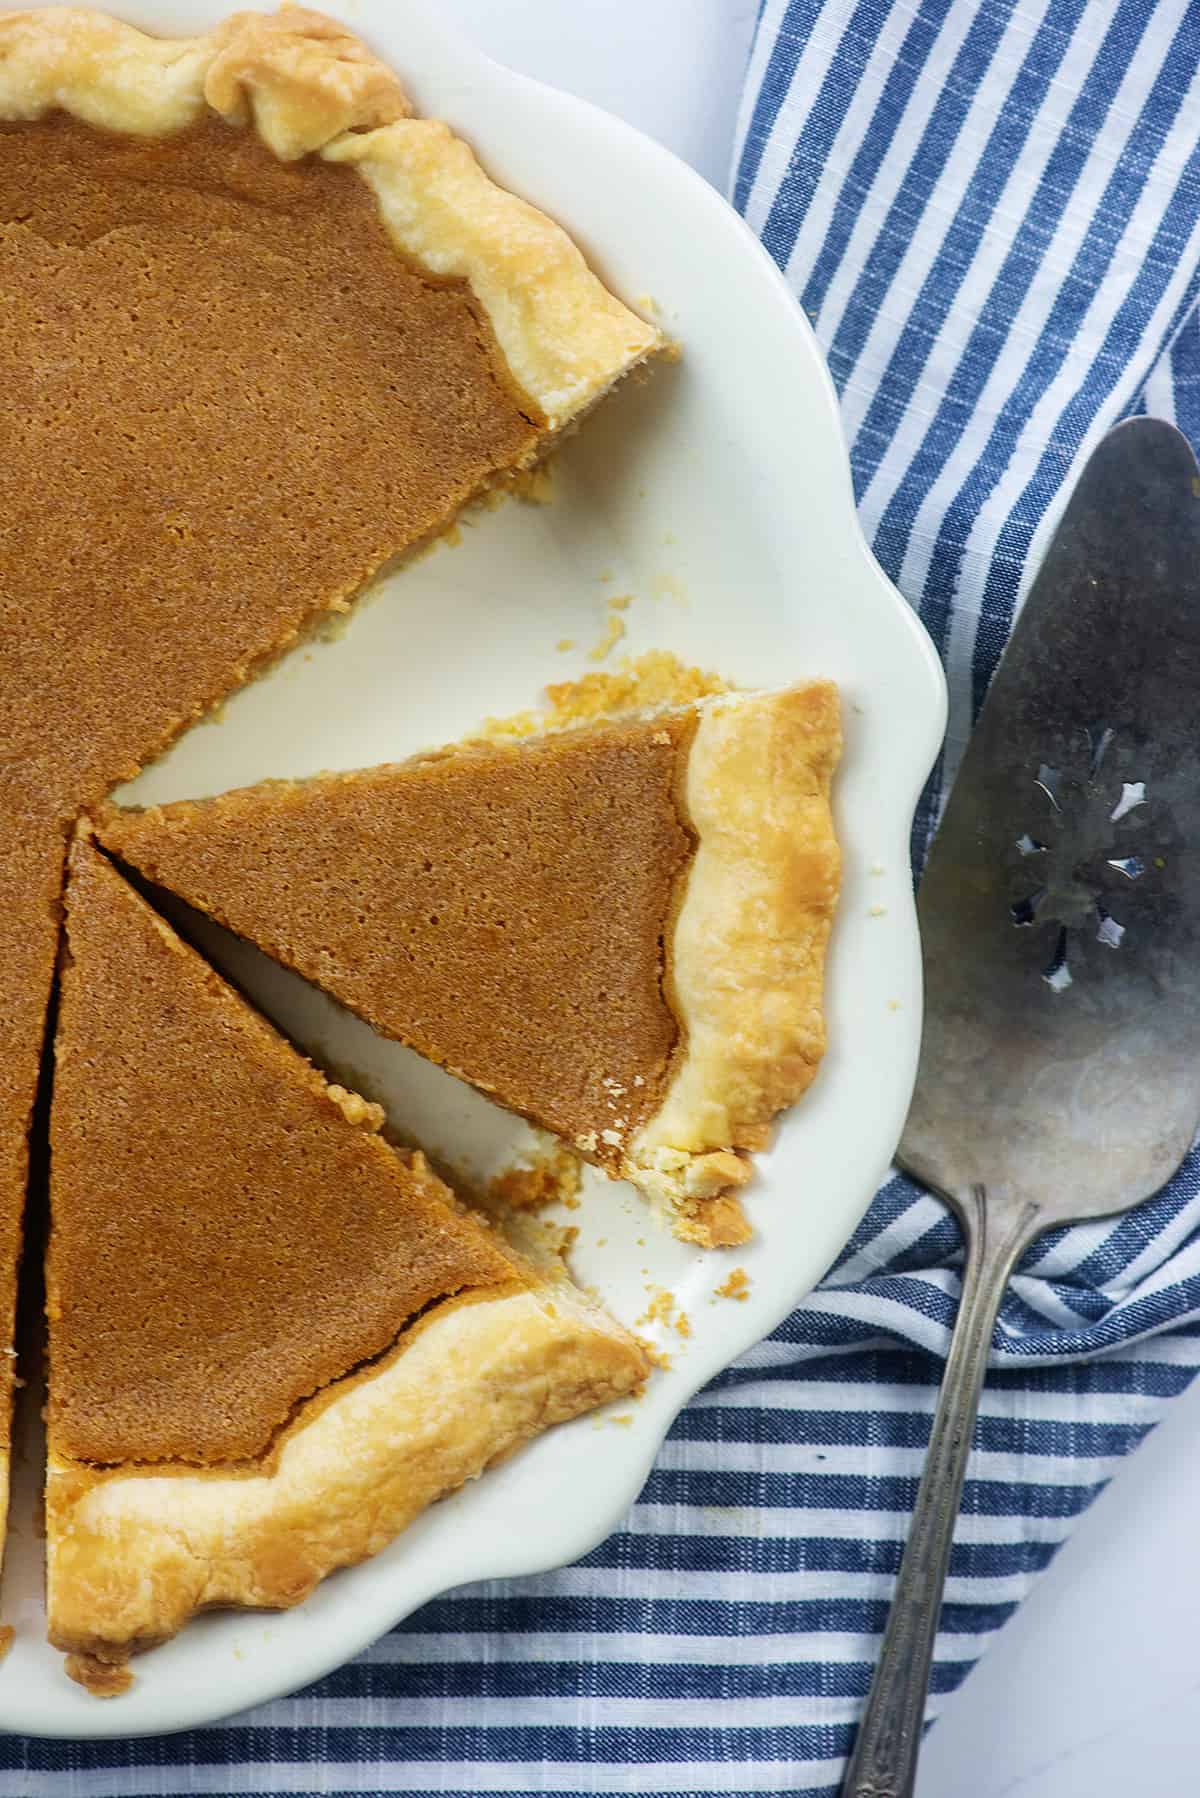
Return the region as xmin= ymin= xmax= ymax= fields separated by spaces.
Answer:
xmin=837 ymin=1191 xmax=1041 ymax=1798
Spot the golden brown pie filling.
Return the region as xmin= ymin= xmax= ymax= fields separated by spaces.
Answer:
xmin=47 ymin=835 xmax=648 ymax=1672
xmin=100 ymin=715 xmax=698 ymax=1164
xmin=48 ymin=835 xmax=522 ymax=1468
xmin=0 ymin=113 xmax=541 ymax=813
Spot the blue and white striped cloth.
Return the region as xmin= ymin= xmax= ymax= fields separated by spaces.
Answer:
xmin=14 ymin=4 xmax=1200 ymax=1793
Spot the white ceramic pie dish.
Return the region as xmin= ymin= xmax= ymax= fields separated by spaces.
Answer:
xmin=0 ymin=0 xmax=947 ymax=1736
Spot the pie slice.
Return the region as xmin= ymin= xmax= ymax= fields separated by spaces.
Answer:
xmin=97 ymin=682 xmax=842 ymax=1248
xmin=0 ymin=3 xmax=658 ymax=1561
xmin=47 ymin=831 xmax=646 ymax=1683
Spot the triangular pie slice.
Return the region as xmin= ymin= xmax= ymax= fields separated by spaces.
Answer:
xmin=0 ymin=2 xmax=658 ymax=1565
xmin=98 ymin=682 xmax=842 ymax=1249
xmin=47 ymin=831 xmax=646 ymax=1684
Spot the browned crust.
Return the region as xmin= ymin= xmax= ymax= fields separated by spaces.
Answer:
xmin=624 ymin=683 xmax=842 ymax=1245
xmin=48 ymin=1283 xmax=646 ymax=1671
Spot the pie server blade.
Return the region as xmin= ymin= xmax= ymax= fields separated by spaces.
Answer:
xmin=901 ymin=415 xmax=1200 ymax=1205
xmin=843 ymin=416 xmax=1200 ymax=1798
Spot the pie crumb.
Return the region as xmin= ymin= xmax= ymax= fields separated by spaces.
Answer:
xmin=489 ymin=1146 xmax=582 ymax=1214
xmin=0 ymin=1627 xmax=13 ymax=1665
xmin=512 ymin=463 xmax=554 ymax=505
xmin=481 ymin=650 xmax=727 ymax=740
xmin=636 ymin=1334 xmax=673 ymax=1371
xmin=589 ymin=601 xmax=630 ymax=663
xmin=637 ymin=1285 xmax=676 ymax=1328
xmin=715 ymin=1267 xmax=751 ymax=1302
xmin=556 ymin=638 xmax=576 ymax=653
xmin=325 ymin=1084 xmax=384 ymax=1132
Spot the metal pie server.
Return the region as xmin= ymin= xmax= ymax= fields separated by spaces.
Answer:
xmin=841 ymin=417 xmax=1200 ymax=1798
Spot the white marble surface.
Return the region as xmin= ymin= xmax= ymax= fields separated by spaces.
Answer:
xmin=437 ymin=2 xmax=1200 ymax=1792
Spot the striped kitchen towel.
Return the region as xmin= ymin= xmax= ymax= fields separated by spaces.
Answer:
xmin=13 ymin=3 xmax=1200 ymax=1794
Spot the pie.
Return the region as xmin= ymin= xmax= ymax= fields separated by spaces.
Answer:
xmin=97 ymin=681 xmax=843 ymax=1248
xmin=47 ymin=830 xmax=647 ymax=1682
xmin=0 ymin=3 xmax=658 ymax=1556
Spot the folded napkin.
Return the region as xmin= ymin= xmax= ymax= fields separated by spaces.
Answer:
xmin=17 ymin=5 xmax=1200 ymax=1794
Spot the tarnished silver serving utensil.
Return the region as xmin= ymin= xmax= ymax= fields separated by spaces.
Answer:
xmin=841 ymin=417 xmax=1200 ymax=1798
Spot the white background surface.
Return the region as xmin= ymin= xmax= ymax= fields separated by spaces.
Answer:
xmin=439 ymin=2 xmax=1200 ymax=1794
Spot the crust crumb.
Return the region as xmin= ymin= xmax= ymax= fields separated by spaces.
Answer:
xmin=677 ymin=1191 xmax=752 ymax=1250
xmin=489 ymin=1146 xmax=582 ymax=1214
xmin=637 ymin=1284 xmax=690 ymax=1349
xmin=481 ymin=651 xmax=727 ymax=741
xmin=325 ymin=1084 xmax=384 ymax=1131
xmin=589 ymin=599 xmax=630 ymax=663
xmin=635 ymin=1333 xmax=673 ymax=1371
xmin=0 ymin=1626 xmax=13 ymax=1665
xmin=511 ymin=463 xmax=555 ymax=505
xmin=639 ymin=1289 xmax=691 ymax=1341
xmin=714 ymin=1267 xmax=751 ymax=1302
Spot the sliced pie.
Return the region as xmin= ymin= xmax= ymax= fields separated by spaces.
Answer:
xmin=97 ymin=682 xmax=842 ymax=1248
xmin=0 ymin=2 xmax=659 ymax=1554
xmin=47 ymin=831 xmax=647 ymax=1682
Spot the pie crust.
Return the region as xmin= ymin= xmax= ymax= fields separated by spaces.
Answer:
xmin=625 ymin=682 xmax=842 ymax=1245
xmin=49 ymin=1281 xmax=643 ymax=1666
